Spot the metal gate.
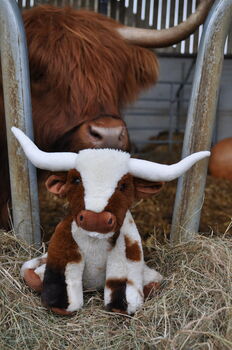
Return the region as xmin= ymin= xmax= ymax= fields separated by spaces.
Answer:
xmin=1 ymin=0 xmax=232 ymax=244
xmin=16 ymin=0 xmax=232 ymax=56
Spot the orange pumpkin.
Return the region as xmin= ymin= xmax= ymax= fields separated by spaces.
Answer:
xmin=209 ymin=138 xmax=232 ymax=181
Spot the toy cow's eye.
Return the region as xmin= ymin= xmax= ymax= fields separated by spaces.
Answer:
xmin=119 ymin=183 xmax=127 ymax=192
xmin=71 ymin=177 xmax=81 ymax=184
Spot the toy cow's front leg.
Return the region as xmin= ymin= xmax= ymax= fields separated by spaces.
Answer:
xmin=104 ymin=211 xmax=144 ymax=315
xmin=41 ymin=218 xmax=84 ymax=315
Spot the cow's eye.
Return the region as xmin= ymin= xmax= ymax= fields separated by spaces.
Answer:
xmin=72 ymin=177 xmax=81 ymax=184
xmin=119 ymin=183 xmax=127 ymax=192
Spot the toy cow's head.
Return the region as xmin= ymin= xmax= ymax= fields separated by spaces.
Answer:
xmin=12 ymin=127 xmax=210 ymax=238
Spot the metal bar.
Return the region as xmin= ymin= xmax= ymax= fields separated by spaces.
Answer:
xmin=125 ymin=0 xmax=129 ymax=8
xmin=157 ymin=0 xmax=163 ymax=30
xmin=171 ymin=0 xmax=232 ymax=244
xmin=180 ymin=0 xmax=188 ymax=54
xmin=149 ymin=0 xmax=154 ymax=27
xmin=133 ymin=0 xmax=138 ymax=14
xmin=189 ymin=0 xmax=196 ymax=54
xmin=141 ymin=0 xmax=146 ymax=21
xmin=0 ymin=0 xmax=41 ymax=245
xmin=165 ymin=0 xmax=171 ymax=29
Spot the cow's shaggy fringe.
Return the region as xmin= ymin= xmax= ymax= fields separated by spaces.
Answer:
xmin=0 ymin=229 xmax=232 ymax=350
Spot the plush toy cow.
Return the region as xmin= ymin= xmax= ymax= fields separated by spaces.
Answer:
xmin=12 ymin=127 xmax=210 ymax=315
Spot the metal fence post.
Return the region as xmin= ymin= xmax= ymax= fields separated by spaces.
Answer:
xmin=171 ymin=0 xmax=232 ymax=244
xmin=0 ymin=0 xmax=41 ymax=245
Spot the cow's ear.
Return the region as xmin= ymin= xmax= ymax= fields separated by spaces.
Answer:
xmin=45 ymin=174 xmax=67 ymax=197
xmin=134 ymin=178 xmax=165 ymax=199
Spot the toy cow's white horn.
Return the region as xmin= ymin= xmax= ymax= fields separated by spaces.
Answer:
xmin=11 ymin=127 xmax=77 ymax=171
xmin=128 ymin=151 xmax=211 ymax=182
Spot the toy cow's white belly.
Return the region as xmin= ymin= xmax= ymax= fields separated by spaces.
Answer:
xmin=71 ymin=222 xmax=112 ymax=289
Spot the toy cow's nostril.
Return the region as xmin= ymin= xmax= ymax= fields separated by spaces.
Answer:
xmin=106 ymin=214 xmax=116 ymax=229
xmin=76 ymin=211 xmax=86 ymax=227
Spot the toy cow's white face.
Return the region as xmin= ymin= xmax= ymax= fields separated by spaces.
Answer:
xmin=12 ymin=127 xmax=210 ymax=237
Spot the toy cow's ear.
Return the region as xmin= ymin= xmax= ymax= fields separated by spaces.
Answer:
xmin=45 ymin=174 xmax=67 ymax=197
xmin=133 ymin=178 xmax=165 ymax=199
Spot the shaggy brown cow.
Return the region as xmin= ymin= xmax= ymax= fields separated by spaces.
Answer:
xmin=0 ymin=1 xmax=213 ymax=229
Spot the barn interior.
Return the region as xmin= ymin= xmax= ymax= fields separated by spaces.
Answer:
xmin=1 ymin=1 xmax=232 ymax=349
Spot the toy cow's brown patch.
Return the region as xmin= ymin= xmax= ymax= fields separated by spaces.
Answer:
xmin=23 ymin=268 xmax=43 ymax=292
xmin=106 ymin=278 xmax=133 ymax=289
xmin=105 ymin=174 xmax=135 ymax=232
xmin=106 ymin=278 xmax=128 ymax=313
xmin=124 ymin=235 xmax=141 ymax=261
xmin=50 ymin=307 xmax=74 ymax=316
xmin=143 ymin=282 xmax=161 ymax=299
xmin=110 ymin=308 xmax=128 ymax=315
xmin=47 ymin=216 xmax=82 ymax=271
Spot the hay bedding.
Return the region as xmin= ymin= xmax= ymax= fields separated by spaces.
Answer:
xmin=1 ymin=134 xmax=232 ymax=349
xmin=1 ymin=230 xmax=232 ymax=349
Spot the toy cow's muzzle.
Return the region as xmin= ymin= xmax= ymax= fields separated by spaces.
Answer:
xmin=76 ymin=210 xmax=116 ymax=233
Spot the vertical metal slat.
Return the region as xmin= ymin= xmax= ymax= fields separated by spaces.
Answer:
xmin=149 ymin=0 xmax=154 ymax=26
xmin=157 ymin=0 xmax=163 ymax=30
xmin=189 ymin=0 xmax=196 ymax=54
xmin=0 ymin=0 xmax=41 ymax=245
xmin=171 ymin=0 xmax=232 ymax=243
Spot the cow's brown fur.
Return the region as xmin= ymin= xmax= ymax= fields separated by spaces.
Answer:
xmin=22 ymin=5 xmax=159 ymax=151
xmin=0 ymin=5 xmax=159 ymax=229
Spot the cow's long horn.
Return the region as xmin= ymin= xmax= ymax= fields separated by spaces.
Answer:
xmin=11 ymin=127 xmax=77 ymax=171
xmin=117 ymin=0 xmax=213 ymax=48
xmin=129 ymin=151 xmax=210 ymax=181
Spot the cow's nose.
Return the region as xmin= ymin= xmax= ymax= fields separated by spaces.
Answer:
xmin=88 ymin=124 xmax=128 ymax=150
xmin=86 ymin=116 xmax=130 ymax=151
xmin=76 ymin=210 xmax=117 ymax=234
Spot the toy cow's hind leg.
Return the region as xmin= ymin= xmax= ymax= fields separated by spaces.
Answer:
xmin=41 ymin=219 xmax=85 ymax=315
xmin=21 ymin=254 xmax=47 ymax=292
xmin=41 ymin=260 xmax=84 ymax=315
xmin=143 ymin=264 xmax=163 ymax=299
